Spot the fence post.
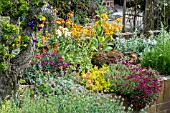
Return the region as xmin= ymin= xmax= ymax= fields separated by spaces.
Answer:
xmin=122 ymin=0 xmax=126 ymax=32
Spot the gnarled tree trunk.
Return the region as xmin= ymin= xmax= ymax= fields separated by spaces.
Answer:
xmin=0 ymin=34 xmax=35 ymax=100
xmin=0 ymin=1 xmax=47 ymax=100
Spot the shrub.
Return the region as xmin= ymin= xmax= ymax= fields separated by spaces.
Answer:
xmin=141 ymin=30 xmax=170 ymax=75
xmin=113 ymin=32 xmax=157 ymax=55
xmin=23 ymin=51 xmax=70 ymax=84
xmin=103 ymin=61 xmax=163 ymax=110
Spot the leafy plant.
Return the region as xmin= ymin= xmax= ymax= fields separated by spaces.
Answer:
xmin=113 ymin=31 xmax=157 ymax=55
xmin=141 ymin=29 xmax=170 ymax=75
xmin=0 ymin=87 xmax=131 ymax=113
xmin=23 ymin=51 xmax=70 ymax=84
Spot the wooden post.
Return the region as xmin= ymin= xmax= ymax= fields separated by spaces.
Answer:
xmin=122 ymin=0 xmax=126 ymax=32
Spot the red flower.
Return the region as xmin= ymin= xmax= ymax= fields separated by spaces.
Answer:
xmin=74 ymin=88 xmax=76 ymax=92
xmin=53 ymin=49 xmax=57 ymax=53
xmin=47 ymin=45 xmax=51 ymax=49
xmin=54 ymin=44 xmax=58 ymax=48
xmin=42 ymin=49 xmax=46 ymax=53
xmin=118 ymin=84 xmax=122 ymax=87
xmin=37 ymin=54 xmax=42 ymax=59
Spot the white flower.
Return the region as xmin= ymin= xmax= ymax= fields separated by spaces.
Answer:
xmin=64 ymin=32 xmax=71 ymax=37
xmin=120 ymin=38 xmax=125 ymax=43
xmin=57 ymin=29 xmax=62 ymax=37
xmin=148 ymin=39 xmax=157 ymax=45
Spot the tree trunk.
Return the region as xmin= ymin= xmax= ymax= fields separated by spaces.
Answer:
xmin=0 ymin=39 xmax=35 ymax=100
xmin=0 ymin=2 xmax=44 ymax=100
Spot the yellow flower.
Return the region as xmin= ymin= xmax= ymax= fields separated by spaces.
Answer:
xmin=47 ymin=33 xmax=51 ymax=38
xmin=68 ymin=11 xmax=74 ymax=18
xmin=16 ymin=44 xmax=19 ymax=47
xmin=42 ymin=36 xmax=46 ymax=42
xmin=101 ymin=13 xmax=108 ymax=20
xmin=61 ymin=20 xmax=65 ymax=24
xmin=65 ymin=19 xmax=72 ymax=25
xmin=41 ymin=16 xmax=46 ymax=21
xmin=54 ymin=9 xmax=58 ymax=13
xmin=112 ymin=22 xmax=117 ymax=26
xmin=105 ymin=29 xmax=110 ymax=34
xmin=39 ymin=24 xmax=44 ymax=28
xmin=18 ymin=35 xmax=21 ymax=40
xmin=12 ymin=44 xmax=15 ymax=47
xmin=118 ymin=25 xmax=123 ymax=31
xmin=94 ymin=21 xmax=99 ymax=27
xmin=56 ymin=20 xmax=61 ymax=25
xmin=116 ymin=18 xmax=122 ymax=23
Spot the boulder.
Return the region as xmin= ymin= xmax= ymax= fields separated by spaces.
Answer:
xmin=91 ymin=50 xmax=139 ymax=67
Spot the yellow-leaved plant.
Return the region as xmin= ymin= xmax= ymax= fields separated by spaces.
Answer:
xmin=80 ymin=64 xmax=112 ymax=93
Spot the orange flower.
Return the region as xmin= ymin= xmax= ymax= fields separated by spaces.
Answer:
xmin=47 ymin=45 xmax=51 ymax=49
xmin=44 ymin=21 xmax=49 ymax=25
xmin=56 ymin=20 xmax=61 ymax=25
xmin=59 ymin=66 xmax=63 ymax=69
xmin=61 ymin=20 xmax=65 ymax=24
xmin=68 ymin=11 xmax=74 ymax=18
xmin=54 ymin=44 xmax=58 ymax=48
xmin=42 ymin=49 xmax=46 ymax=53
xmin=53 ymin=49 xmax=57 ymax=53
xmin=33 ymin=56 xmax=36 ymax=59
xmin=116 ymin=18 xmax=122 ymax=23
xmin=54 ymin=9 xmax=58 ymax=13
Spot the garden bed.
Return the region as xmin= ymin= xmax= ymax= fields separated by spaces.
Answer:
xmin=147 ymin=76 xmax=170 ymax=113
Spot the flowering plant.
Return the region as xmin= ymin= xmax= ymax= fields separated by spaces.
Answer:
xmin=78 ymin=65 xmax=111 ymax=93
xmin=23 ymin=50 xmax=70 ymax=84
xmin=104 ymin=61 xmax=163 ymax=110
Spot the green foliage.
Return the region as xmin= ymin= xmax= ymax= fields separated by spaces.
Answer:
xmin=141 ymin=30 xmax=170 ymax=75
xmin=113 ymin=32 xmax=157 ymax=55
xmin=52 ymin=31 xmax=95 ymax=72
xmin=49 ymin=0 xmax=95 ymax=25
xmin=0 ymin=0 xmax=29 ymax=18
xmin=1 ymin=22 xmax=18 ymax=40
xmin=0 ymin=85 xmax=131 ymax=113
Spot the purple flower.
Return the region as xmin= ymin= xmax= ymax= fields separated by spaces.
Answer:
xmin=28 ymin=20 xmax=36 ymax=27
xmin=58 ymin=59 xmax=63 ymax=63
xmin=33 ymin=39 xmax=38 ymax=43
xmin=51 ymin=53 xmax=57 ymax=57
xmin=41 ymin=60 xmax=47 ymax=66
xmin=58 ymin=56 xmax=62 ymax=59
xmin=39 ymin=20 xmax=44 ymax=24
xmin=64 ymin=63 xmax=69 ymax=68
xmin=38 ymin=26 xmax=42 ymax=31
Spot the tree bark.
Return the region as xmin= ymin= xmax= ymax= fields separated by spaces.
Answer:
xmin=0 ymin=38 xmax=35 ymax=100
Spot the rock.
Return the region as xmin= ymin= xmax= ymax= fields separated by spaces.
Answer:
xmin=91 ymin=50 xmax=139 ymax=67
xmin=91 ymin=50 xmax=124 ymax=67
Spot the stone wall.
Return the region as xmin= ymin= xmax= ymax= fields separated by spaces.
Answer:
xmin=147 ymin=76 xmax=170 ymax=113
